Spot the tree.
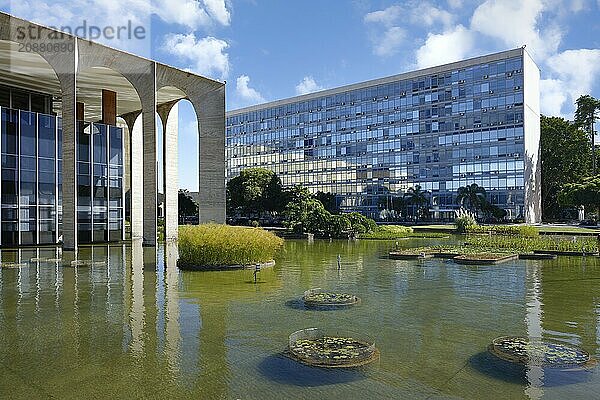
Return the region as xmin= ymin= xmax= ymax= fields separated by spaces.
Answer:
xmin=391 ymin=196 xmax=407 ymax=219
xmin=315 ymin=191 xmax=339 ymax=214
xmin=178 ymin=189 xmax=198 ymax=223
xmin=541 ymin=116 xmax=591 ymax=220
xmin=226 ymin=168 xmax=285 ymax=217
xmin=456 ymin=183 xmax=487 ymax=215
xmin=404 ymin=185 xmax=429 ymax=221
xmin=574 ymin=95 xmax=600 ymax=174
xmin=558 ymin=175 xmax=600 ymax=219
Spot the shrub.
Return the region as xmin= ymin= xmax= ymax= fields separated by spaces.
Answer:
xmin=347 ymin=212 xmax=377 ymax=234
xmin=454 ymin=209 xmax=477 ymax=233
xmin=178 ymin=224 xmax=284 ymax=268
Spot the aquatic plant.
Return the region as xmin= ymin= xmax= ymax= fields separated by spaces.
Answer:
xmin=178 ymin=224 xmax=284 ymax=268
xmin=465 ymin=225 xmax=539 ymax=237
xmin=359 ymin=225 xmax=414 ymax=239
xmin=489 ymin=336 xmax=591 ymax=368
xmin=465 ymin=235 xmax=598 ymax=253
xmin=303 ymin=288 xmax=359 ymax=306
xmin=454 ymin=209 xmax=477 ymax=233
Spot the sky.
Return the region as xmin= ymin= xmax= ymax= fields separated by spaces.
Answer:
xmin=1 ymin=0 xmax=599 ymax=190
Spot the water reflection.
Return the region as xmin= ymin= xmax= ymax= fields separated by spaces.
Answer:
xmin=0 ymin=240 xmax=598 ymax=398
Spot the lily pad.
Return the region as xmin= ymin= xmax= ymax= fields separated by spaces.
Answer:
xmin=488 ymin=336 xmax=592 ymax=368
xmin=287 ymin=328 xmax=378 ymax=368
xmin=303 ymin=288 xmax=360 ymax=307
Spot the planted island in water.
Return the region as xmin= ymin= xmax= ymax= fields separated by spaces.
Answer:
xmin=288 ymin=328 xmax=379 ymax=368
xmin=178 ymin=224 xmax=284 ymax=270
xmin=302 ymin=288 xmax=360 ymax=307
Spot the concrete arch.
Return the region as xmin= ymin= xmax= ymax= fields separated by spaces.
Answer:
xmin=77 ymin=41 xmax=157 ymax=246
xmin=156 ymin=94 xmax=181 ymax=241
xmin=156 ymin=65 xmax=226 ymax=225
xmin=0 ymin=14 xmax=78 ymax=248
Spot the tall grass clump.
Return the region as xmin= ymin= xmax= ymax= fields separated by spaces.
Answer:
xmin=465 ymin=235 xmax=597 ymax=253
xmin=178 ymin=224 xmax=284 ymax=269
xmin=466 ymin=225 xmax=539 ymax=237
xmin=454 ymin=209 xmax=477 ymax=233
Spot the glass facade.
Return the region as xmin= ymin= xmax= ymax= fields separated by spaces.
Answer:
xmin=0 ymin=105 xmax=124 ymax=247
xmin=227 ymin=53 xmax=531 ymax=220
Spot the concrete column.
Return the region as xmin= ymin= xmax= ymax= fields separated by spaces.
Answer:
xmin=193 ymin=86 xmax=226 ymax=224
xmin=122 ymin=112 xmax=144 ymax=240
xmin=158 ymin=102 xmax=179 ymax=240
xmin=142 ymin=76 xmax=158 ymax=245
xmin=129 ymin=114 xmax=144 ymax=239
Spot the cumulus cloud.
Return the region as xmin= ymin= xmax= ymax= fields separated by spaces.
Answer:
xmin=236 ymin=75 xmax=265 ymax=104
xmin=415 ymin=25 xmax=475 ymax=69
xmin=364 ymin=2 xmax=454 ymax=57
xmin=163 ymin=33 xmax=230 ymax=80
xmin=295 ymin=76 xmax=324 ymax=95
xmin=541 ymin=49 xmax=600 ymax=116
xmin=470 ymin=0 xmax=561 ymax=60
xmin=7 ymin=0 xmax=231 ymax=32
xmin=373 ymin=27 xmax=406 ymax=57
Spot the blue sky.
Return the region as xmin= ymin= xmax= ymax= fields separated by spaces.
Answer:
xmin=2 ymin=0 xmax=599 ymax=190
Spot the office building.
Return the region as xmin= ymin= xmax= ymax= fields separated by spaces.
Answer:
xmin=226 ymin=48 xmax=541 ymax=222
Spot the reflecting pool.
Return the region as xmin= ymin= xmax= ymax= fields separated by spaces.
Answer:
xmin=0 ymin=239 xmax=599 ymax=399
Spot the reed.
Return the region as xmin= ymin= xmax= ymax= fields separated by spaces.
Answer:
xmin=465 ymin=235 xmax=598 ymax=253
xmin=178 ymin=224 xmax=284 ymax=268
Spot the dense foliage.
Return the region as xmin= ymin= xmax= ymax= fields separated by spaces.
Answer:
xmin=540 ymin=116 xmax=591 ymax=220
xmin=226 ymin=168 xmax=285 ymax=217
xmin=178 ymin=224 xmax=284 ymax=268
xmin=558 ymin=175 xmax=600 ymax=213
xmin=456 ymin=183 xmax=487 ymax=214
xmin=284 ymin=198 xmax=377 ymax=238
xmin=178 ymin=189 xmax=198 ymax=221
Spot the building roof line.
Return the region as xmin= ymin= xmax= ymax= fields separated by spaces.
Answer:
xmin=0 ymin=10 xmax=224 ymax=87
xmin=228 ymin=48 xmax=527 ymax=116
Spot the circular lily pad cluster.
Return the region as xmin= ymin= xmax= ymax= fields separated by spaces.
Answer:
xmin=288 ymin=328 xmax=378 ymax=367
xmin=303 ymin=288 xmax=359 ymax=307
xmin=489 ymin=336 xmax=591 ymax=368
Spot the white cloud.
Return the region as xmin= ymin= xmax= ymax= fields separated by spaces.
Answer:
xmin=364 ymin=5 xmax=402 ymax=27
xmin=364 ymin=2 xmax=455 ymax=57
xmin=540 ymin=78 xmax=568 ymax=117
xmin=415 ymin=25 xmax=475 ymax=69
xmin=541 ymin=49 xmax=600 ymax=116
xmin=447 ymin=0 xmax=462 ymax=8
xmin=236 ymin=75 xmax=265 ymax=104
xmin=163 ymin=33 xmax=230 ymax=80
xmin=203 ymin=0 xmax=231 ymax=26
xmin=373 ymin=27 xmax=406 ymax=57
xmin=7 ymin=0 xmax=231 ymax=33
xmin=295 ymin=76 xmax=323 ymax=95
xmin=364 ymin=2 xmax=454 ymax=28
xmin=470 ymin=0 xmax=561 ymax=60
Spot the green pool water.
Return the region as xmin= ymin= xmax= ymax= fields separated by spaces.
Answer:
xmin=0 ymin=239 xmax=599 ymax=399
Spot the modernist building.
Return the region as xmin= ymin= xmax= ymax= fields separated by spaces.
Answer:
xmin=226 ymin=48 xmax=541 ymax=222
xmin=0 ymin=12 xmax=226 ymax=249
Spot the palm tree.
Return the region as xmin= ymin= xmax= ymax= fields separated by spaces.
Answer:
xmin=456 ymin=183 xmax=487 ymax=215
xmin=404 ymin=185 xmax=429 ymax=222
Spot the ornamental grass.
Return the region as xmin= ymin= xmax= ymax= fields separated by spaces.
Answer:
xmin=178 ymin=224 xmax=284 ymax=268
